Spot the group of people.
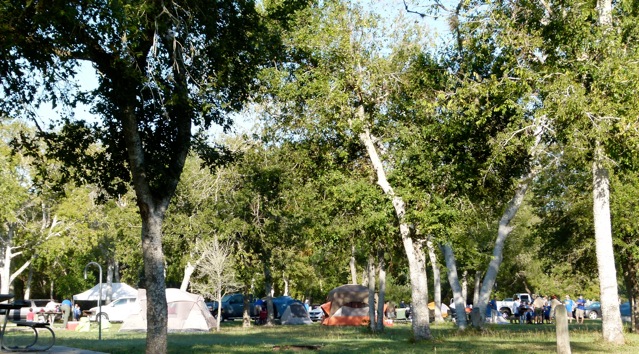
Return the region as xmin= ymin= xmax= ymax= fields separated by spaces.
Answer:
xmin=507 ymin=294 xmax=588 ymax=324
xmin=25 ymin=299 xmax=84 ymax=328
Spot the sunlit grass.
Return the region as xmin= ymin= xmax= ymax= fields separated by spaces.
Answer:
xmin=43 ymin=320 xmax=639 ymax=353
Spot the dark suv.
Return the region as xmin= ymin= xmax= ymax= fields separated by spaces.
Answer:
xmin=211 ymin=294 xmax=258 ymax=321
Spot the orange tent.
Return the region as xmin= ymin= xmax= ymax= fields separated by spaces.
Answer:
xmin=321 ymin=285 xmax=392 ymax=326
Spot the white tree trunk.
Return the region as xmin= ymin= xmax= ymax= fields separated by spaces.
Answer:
xmin=350 ymin=244 xmax=358 ymax=284
xmin=592 ymin=0 xmax=625 ymax=345
xmin=592 ymin=155 xmax=625 ymax=344
xmin=283 ymin=272 xmax=289 ymax=296
xmin=462 ymin=271 xmax=468 ymax=306
xmin=477 ymin=179 xmax=529 ymax=322
xmin=376 ymin=253 xmax=386 ymax=331
xmin=427 ymin=239 xmax=444 ymax=323
xmin=358 ymin=121 xmax=431 ymax=340
xmin=367 ymin=255 xmax=376 ymax=332
xmin=442 ymin=243 xmax=468 ymax=329
xmin=477 ymin=117 xmax=545 ymax=322
xmin=180 ymin=261 xmax=196 ymax=292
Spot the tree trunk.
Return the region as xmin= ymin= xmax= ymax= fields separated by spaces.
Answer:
xmin=180 ymin=261 xmax=196 ymax=292
xmin=350 ymin=244 xmax=358 ymax=284
xmin=242 ymin=290 xmax=252 ymax=327
xmin=426 ymin=239 xmax=444 ymax=323
xmin=140 ymin=210 xmax=168 ymax=354
xmin=592 ymin=1 xmax=625 ymax=345
xmin=442 ymin=243 xmax=468 ymax=330
xmin=462 ymin=271 xmax=468 ymax=307
xmin=592 ymin=156 xmax=625 ymax=344
xmin=215 ymin=286 xmax=222 ymax=332
xmin=264 ymin=261 xmax=274 ymax=326
xmin=283 ymin=272 xmax=289 ymax=296
xmin=358 ymin=123 xmax=431 ymax=340
xmin=376 ymin=252 xmax=386 ymax=331
xmin=367 ymin=255 xmax=376 ymax=332
xmin=473 ymin=272 xmax=481 ymax=307
xmin=477 ymin=179 xmax=529 ymax=323
xmin=621 ymin=251 xmax=639 ymax=332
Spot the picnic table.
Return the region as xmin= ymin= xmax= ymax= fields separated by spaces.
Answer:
xmin=0 ymin=294 xmax=56 ymax=352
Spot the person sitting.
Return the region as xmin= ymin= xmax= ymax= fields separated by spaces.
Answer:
xmin=26 ymin=308 xmax=35 ymax=321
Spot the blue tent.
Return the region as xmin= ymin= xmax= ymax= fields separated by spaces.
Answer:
xmin=271 ymin=296 xmax=303 ymax=318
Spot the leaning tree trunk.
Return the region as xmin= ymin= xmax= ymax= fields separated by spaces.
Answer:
xmin=359 ymin=122 xmax=431 ymax=340
xmin=477 ymin=117 xmax=545 ymax=323
xmin=180 ymin=260 xmax=197 ymax=292
xmin=367 ymin=255 xmax=376 ymax=332
xmin=426 ymin=239 xmax=444 ymax=323
xmin=477 ymin=179 xmax=529 ymax=323
xmin=592 ymin=155 xmax=625 ymax=344
xmin=442 ymin=243 xmax=468 ymax=330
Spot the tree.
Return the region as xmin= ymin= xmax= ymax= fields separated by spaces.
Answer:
xmin=0 ymin=1 xmax=301 ymax=351
xmin=189 ymin=236 xmax=239 ymax=332
xmin=257 ymin=1 xmax=438 ymax=339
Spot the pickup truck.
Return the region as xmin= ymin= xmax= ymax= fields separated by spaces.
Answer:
xmin=496 ymin=293 xmax=531 ymax=317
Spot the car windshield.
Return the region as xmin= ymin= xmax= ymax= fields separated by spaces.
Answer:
xmin=221 ymin=294 xmax=234 ymax=302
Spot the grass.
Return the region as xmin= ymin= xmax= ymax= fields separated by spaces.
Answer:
xmin=30 ymin=320 xmax=639 ymax=354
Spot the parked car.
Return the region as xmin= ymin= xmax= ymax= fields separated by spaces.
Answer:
xmin=308 ymin=305 xmax=323 ymax=322
xmin=209 ymin=294 xmax=258 ymax=321
xmin=7 ymin=299 xmax=61 ymax=322
xmin=88 ymin=297 xmax=138 ymax=323
xmin=584 ymin=301 xmax=632 ymax=320
xmin=585 ymin=302 xmax=601 ymax=320
xmin=205 ymin=301 xmax=218 ymax=316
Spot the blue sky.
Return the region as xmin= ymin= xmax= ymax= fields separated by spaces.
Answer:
xmin=35 ymin=0 xmax=452 ymax=133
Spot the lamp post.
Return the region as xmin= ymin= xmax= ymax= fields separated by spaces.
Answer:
xmin=84 ymin=262 xmax=102 ymax=340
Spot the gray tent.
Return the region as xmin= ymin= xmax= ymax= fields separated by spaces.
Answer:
xmin=120 ymin=288 xmax=215 ymax=332
xmin=281 ymin=302 xmax=312 ymax=325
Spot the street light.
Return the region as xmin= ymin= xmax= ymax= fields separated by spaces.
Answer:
xmin=83 ymin=262 xmax=102 ymax=340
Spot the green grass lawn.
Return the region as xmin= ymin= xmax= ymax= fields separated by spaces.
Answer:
xmin=40 ymin=320 xmax=639 ymax=354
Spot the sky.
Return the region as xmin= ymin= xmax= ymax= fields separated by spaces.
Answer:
xmin=34 ymin=0 xmax=453 ymax=135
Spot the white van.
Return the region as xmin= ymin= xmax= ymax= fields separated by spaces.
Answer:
xmin=88 ymin=297 xmax=138 ymax=323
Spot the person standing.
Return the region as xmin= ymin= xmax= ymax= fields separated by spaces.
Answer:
xmin=532 ymin=294 xmax=546 ymax=324
xmin=575 ymin=295 xmax=586 ymax=324
xmin=550 ymin=295 xmax=562 ymax=323
xmin=564 ymin=295 xmax=575 ymax=323
xmin=60 ymin=298 xmax=72 ymax=329
xmin=73 ymin=304 xmax=82 ymax=321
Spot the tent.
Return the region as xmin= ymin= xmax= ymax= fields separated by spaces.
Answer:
xmin=321 ymin=284 xmax=370 ymax=326
xmin=120 ymin=288 xmax=215 ymax=332
xmin=280 ymin=302 xmax=313 ymax=325
xmin=428 ymin=302 xmax=450 ymax=318
xmin=73 ymin=283 xmax=138 ymax=302
xmin=271 ymin=296 xmax=303 ymax=319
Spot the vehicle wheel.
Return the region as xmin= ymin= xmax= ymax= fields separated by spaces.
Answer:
xmin=500 ymin=309 xmax=511 ymax=319
xmin=97 ymin=312 xmax=109 ymax=323
xmin=588 ymin=311 xmax=598 ymax=320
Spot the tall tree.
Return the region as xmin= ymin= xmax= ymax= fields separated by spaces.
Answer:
xmin=0 ymin=1 xmax=303 ymax=351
